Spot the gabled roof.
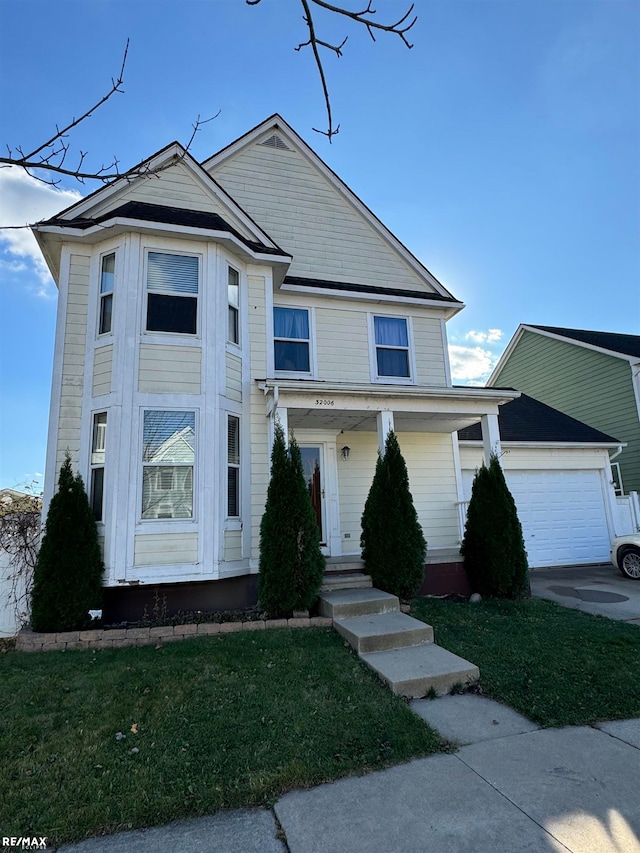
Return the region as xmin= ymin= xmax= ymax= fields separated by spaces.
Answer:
xmin=457 ymin=392 xmax=621 ymax=445
xmin=32 ymin=141 xmax=289 ymax=282
xmin=203 ymin=114 xmax=463 ymax=313
xmin=529 ymin=326 xmax=640 ymax=359
xmin=488 ymin=323 xmax=640 ymax=384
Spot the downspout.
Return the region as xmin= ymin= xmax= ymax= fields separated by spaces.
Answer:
xmin=609 ymin=445 xmax=623 ymax=463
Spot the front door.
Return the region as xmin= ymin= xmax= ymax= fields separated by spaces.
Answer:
xmin=300 ymin=445 xmax=326 ymax=547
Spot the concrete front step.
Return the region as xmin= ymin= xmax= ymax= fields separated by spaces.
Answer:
xmin=324 ymin=557 xmax=366 ymax=575
xmin=320 ymin=573 xmax=372 ymax=592
xmin=317 ymin=588 xmax=400 ymax=620
xmin=361 ymin=643 xmax=480 ymax=699
xmin=334 ymin=611 xmax=434 ymax=654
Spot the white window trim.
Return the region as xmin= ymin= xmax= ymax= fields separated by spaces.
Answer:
xmin=89 ymin=411 xmax=108 ymax=524
xmin=97 ymin=251 xmax=117 ymax=339
xmin=368 ymin=312 xmax=417 ymax=385
xmin=226 ymin=264 xmax=241 ymax=349
xmin=226 ymin=413 xmax=241 ymax=520
xmin=142 ymin=247 xmax=203 ymax=340
xmin=138 ymin=407 xmax=198 ymax=524
xmin=272 ymin=303 xmax=317 ymax=379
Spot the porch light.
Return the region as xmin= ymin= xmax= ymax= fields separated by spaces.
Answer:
xmin=341 ymin=446 xmax=351 ymax=461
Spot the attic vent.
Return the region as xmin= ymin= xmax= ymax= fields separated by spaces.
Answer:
xmin=260 ymin=134 xmax=290 ymax=150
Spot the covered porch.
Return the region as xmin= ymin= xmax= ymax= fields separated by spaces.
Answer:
xmin=259 ymin=381 xmax=517 ymax=571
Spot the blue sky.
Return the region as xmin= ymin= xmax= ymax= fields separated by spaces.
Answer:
xmin=1 ymin=0 xmax=639 ymax=489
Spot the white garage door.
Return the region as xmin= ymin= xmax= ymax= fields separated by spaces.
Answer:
xmin=462 ymin=469 xmax=611 ymax=568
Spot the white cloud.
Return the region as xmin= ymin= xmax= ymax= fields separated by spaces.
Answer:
xmin=465 ymin=328 xmax=504 ymax=344
xmin=448 ymin=345 xmax=499 ymax=384
xmin=0 ymin=167 xmax=82 ymax=293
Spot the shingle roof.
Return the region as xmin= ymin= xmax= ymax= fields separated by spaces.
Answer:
xmin=531 ymin=326 xmax=640 ymax=359
xmin=283 ymin=275 xmax=459 ymax=303
xmin=457 ymin=393 xmax=620 ymax=443
xmin=43 ymin=201 xmax=288 ymax=257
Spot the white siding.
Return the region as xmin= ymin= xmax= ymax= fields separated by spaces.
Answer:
xmin=248 ymin=274 xmax=270 ymax=559
xmin=459 ymin=445 xmax=609 ymax=473
xmin=57 ymin=254 xmax=90 ymax=469
xmin=92 ymin=345 xmax=113 ymax=397
xmin=210 ymin=143 xmax=436 ymax=293
xmin=413 ymin=316 xmax=447 ymax=386
xmin=134 ymin=532 xmax=198 ymax=566
xmin=138 ymin=344 xmax=201 ymax=394
xmin=315 ymin=305 xmax=370 ymax=383
xmin=338 ymin=431 xmax=461 ymax=552
xmin=226 ymin=352 xmax=242 ymax=401
xmin=224 ymin=529 xmax=243 ymax=561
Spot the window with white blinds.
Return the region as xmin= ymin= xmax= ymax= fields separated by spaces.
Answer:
xmin=227 ymin=415 xmax=240 ymax=518
xmin=146 ymin=251 xmax=199 ymax=334
xmin=90 ymin=412 xmax=107 ymax=521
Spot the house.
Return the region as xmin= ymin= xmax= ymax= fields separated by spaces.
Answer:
xmin=33 ymin=115 xmax=569 ymax=620
xmin=458 ymin=394 xmax=622 ymax=567
xmin=489 ymin=325 xmax=640 ymax=496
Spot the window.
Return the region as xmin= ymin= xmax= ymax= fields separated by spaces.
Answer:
xmin=228 ymin=267 xmax=239 ymax=344
xmin=274 ymin=307 xmax=310 ymax=372
xmin=99 ymin=254 xmax=115 ymax=334
xmin=146 ymin=251 xmax=199 ymax=335
xmin=142 ymin=410 xmax=195 ymax=519
xmin=90 ymin=412 xmax=107 ymax=521
xmin=374 ymin=316 xmax=410 ymax=378
xmin=227 ymin=415 xmax=240 ymax=517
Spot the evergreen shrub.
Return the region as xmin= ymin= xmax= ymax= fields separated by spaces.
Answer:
xmin=360 ymin=430 xmax=427 ymax=599
xmin=31 ymin=455 xmax=104 ymax=632
xmin=461 ymin=454 xmax=529 ymax=598
xmin=258 ymin=423 xmax=325 ymax=615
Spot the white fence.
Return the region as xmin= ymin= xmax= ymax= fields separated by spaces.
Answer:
xmin=616 ymin=491 xmax=640 ymax=535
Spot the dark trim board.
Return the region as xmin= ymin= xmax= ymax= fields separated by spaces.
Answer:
xmin=102 ymin=576 xmax=259 ymax=624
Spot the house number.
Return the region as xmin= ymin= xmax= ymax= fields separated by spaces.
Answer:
xmin=315 ymin=399 xmax=335 ymax=406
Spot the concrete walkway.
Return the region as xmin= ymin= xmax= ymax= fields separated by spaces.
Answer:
xmin=58 ymin=696 xmax=640 ymax=853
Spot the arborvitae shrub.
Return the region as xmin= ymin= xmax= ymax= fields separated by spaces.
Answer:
xmin=360 ymin=430 xmax=427 ymax=599
xmin=258 ymin=423 xmax=325 ymax=615
xmin=30 ymin=455 xmax=104 ymax=632
xmin=461 ymin=454 xmax=529 ymax=598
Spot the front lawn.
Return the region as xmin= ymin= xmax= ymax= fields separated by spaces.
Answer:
xmin=0 ymin=628 xmax=440 ymax=846
xmin=411 ymin=597 xmax=640 ymax=727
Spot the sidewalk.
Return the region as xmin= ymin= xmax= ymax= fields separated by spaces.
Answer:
xmin=58 ymin=695 xmax=640 ymax=853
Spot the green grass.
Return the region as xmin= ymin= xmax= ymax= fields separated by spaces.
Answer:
xmin=411 ymin=597 xmax=640 ymax=727
xmin=0 ymin=628 xmax=440 ymax=846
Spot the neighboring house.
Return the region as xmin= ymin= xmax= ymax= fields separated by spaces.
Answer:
xmin=32 ymin=115 xmax=530 ymax=619
xmin=489 ymin=325 xmax=640 ymax=495
xmin=458 ymin=394 xmax=622 ymax=567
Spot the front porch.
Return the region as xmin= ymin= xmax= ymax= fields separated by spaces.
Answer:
xmin=260 ymin=380 xmax=517 ymax=567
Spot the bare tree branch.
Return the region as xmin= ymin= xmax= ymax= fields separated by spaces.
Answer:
xmin=1 ymin=40 xmax=219 ymax=187
xmin=249 ymin=0 xmax=417 ymax=140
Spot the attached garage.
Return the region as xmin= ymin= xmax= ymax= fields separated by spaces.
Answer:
xmin=458 ymin=394 xmax=622 ymax=569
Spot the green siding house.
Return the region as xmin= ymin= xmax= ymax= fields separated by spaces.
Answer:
xmin=489 ymin=325 xmax=640 ymax=494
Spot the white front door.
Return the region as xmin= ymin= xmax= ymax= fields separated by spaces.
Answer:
xmin=297 ymin=436 xmax=341 ymax=557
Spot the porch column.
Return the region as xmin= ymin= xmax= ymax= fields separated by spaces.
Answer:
xmin=481 ymin=413 xmax=501 ymax=464
xmin=268 ymin=406 xmax=289 ymax=455
xmin=377 ymin=410 xmax=394 ymax=455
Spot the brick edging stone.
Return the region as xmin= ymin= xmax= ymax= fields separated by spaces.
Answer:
xmin=16 ymin=617 xmax=334 ymax=653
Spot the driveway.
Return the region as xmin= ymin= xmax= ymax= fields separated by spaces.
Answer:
xmin=529 ymin=563 xmax=640 ymax=624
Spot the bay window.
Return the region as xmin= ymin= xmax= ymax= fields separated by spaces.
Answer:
xmin=142 ymin=410 xmax=195 ymax=519
xmin=227 ymin=415 xmax=240 ymax=518
xmin=98 ymin=253 xmax=115 ymax=335
xmin=146 ymin=251 xmax=199 ymax=335
xmin=228 ymin=266 xmax=240 ymax=344
xmin=90 ymin=412 xmax=107 ymax=521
